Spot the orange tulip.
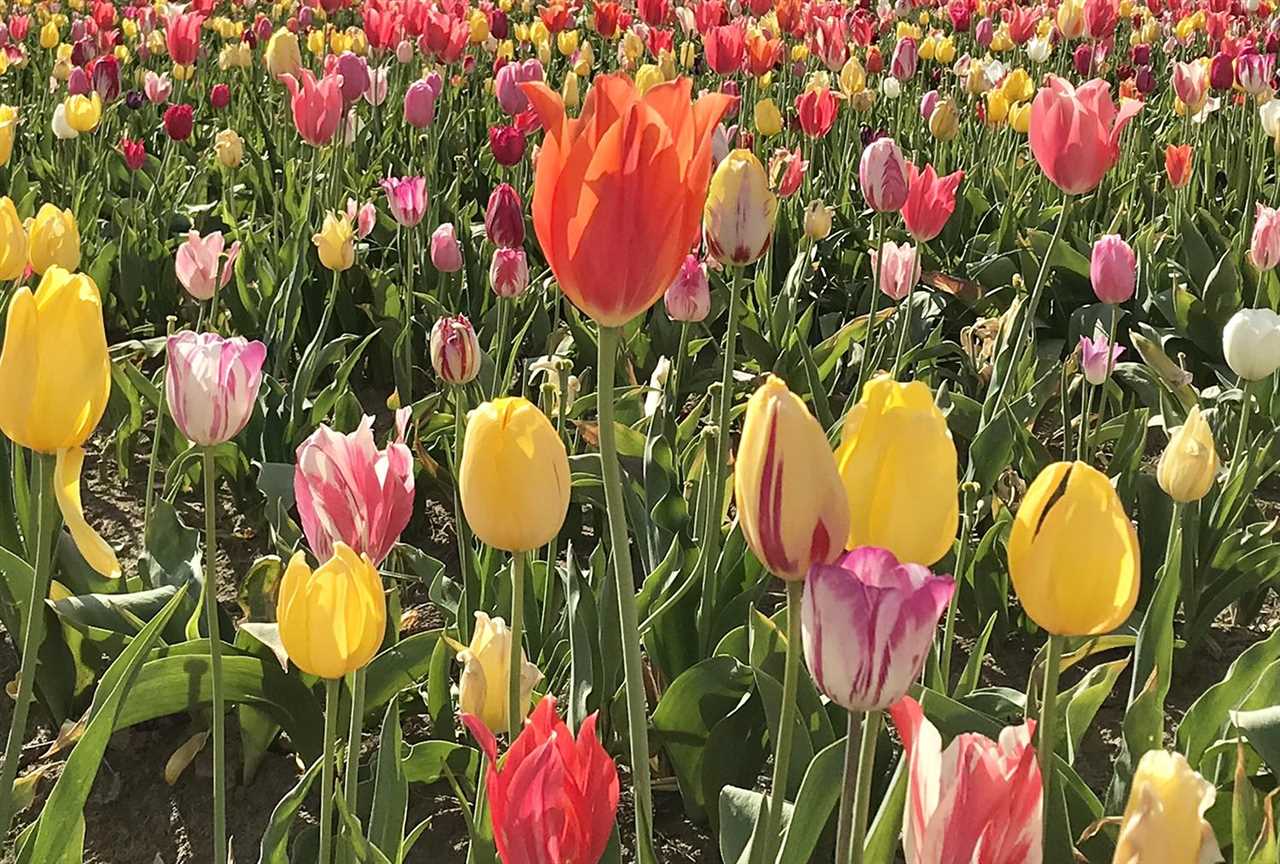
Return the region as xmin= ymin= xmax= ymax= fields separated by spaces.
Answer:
xmin=521 ymin=73 xmax=733 ymax=326
xmin=1165 ymin=143 xmax=1192 ymax=189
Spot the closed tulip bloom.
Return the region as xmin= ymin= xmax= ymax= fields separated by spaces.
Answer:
xmin=1165 ymin=144 xmax=1192 ymax=189
xmin=463 ymin=697 xmax=619 ymax=864
xmin=836 ymin=376 xmax=958 ymax=566
xmin=0 ymin=105 xmax=16 ymax=167
xmin=175 ymin=230 xmax=240 ymax=302
xmin=754 ymin=97 xmax=783 ymax=136
xmin=403 ymin=79 xmax=437 ymax=127
xmin=430 ymin=314 xmax=481 ymax=385
xmin=890 ymin=696 xmax=1042 ymax=864
xmin=264 ymin=27 xmax=302 ymax=78
xmin=1223 ymin=308 xmax=1280 ymax=381
xmin=1157 ymin=406 xmax=1217 ymax=504
xmin=27 ymin=203 xmax=80 ymax=274
xmin=902 ymin=163 xmax=964 ymax=242
xmin=144 ymin=71 xmax=173 ymax=104
xmin=490 ymin=247 xmax=529 ymax=298
xmin=1090 ymin=234 xmax=1137 ymax=303
xmin=165 ymin=10 xmax=203 ymax=66
xmin=166 ymin=331 xmax=266 ymax=446
xmin=484 ymin=183 xmax=525 ymax=249
xmin=381 ymin=175 xmax=428 ymax=227
xmin=1008 ymin=101 xmax=1031 ymax=133
xmin=1079 ymin=333 xmax=1124 ymax=385
xmin=1029 ymin=76 xmax=1140 ymax=195
xmin=64 ymin=92 xmax=101 ymax=133
xmin=277 ymin=544 xmax=385 ymax=679
xmin=213 ymin=129 xmax=243 ymax=169
xmin=734 ymin=376 xmax=849 ymax=581
xmin=495 ymin=58 xmax=543 ymax=114
xmin=1251 ymin=204 xmax=1280 ymax=271
xmin=488 ymin=125 xmax=527 ymax=166
xmin=804 ymin=199 xmax=834 ymax=240
xmin=891 ymin=36 xmax=918 ymax=80
xmin=664 ymin=254 xmax=710 ymax=322
xmin=334 ymin=51 xmax=370 ymax=104
xmin=1237 ymin=52 xmax=1274 ymax=96
xmin=458 ymin=611 xmax=542 ymax=730
xmin=704 ymin=149 xmax=777 ymax=266
xmin=283 ymin=70 xmax=343 ymax=146
xmin=520 ymin=74 xmax=733 ymax=326
xmin=460 ymin=397 xmax=570 ymax=552
xmin=0 ymin=197 xmax=27 ymax=280
xmin=430 ymin=223 xmax=464 ymax=272
xmin=1115 ymin=752 xmax=1223 ymax=864
xmin=873 ymin=240 xmax=921 ymax=301
xmin=313 ymin=212 xmax=356 ymax=271
xmin=1009 ymin=461 xmax=1139 ymax=635
xmin=859 ymin=136 xmax=909 ymax=212
xmin=796 ymin=86 xmax=839 ymax=138
xmin=163 ymin=104 xmax=194 ymax=141
xmin=803 ymin=547 xmax=953 ymax=712
xmin=928 ymin=99 xmax=960 ymax=140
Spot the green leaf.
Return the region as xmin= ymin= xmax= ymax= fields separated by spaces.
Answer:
xmin=776 ymin=736 xmax=845 ymax=864
xmin=257 ymin=758 xmax=322 ymax=864
xmin=368 ymin=698 xmax=408 ymax=863
xmin=954 ymin=613 xmax=997 ymax=698
xmin=1061 ymin=658 xmax=1128 ymax=764
xmin=402 ymin=741 xmax=479 ymax=788
xmin=1178 ymin=627 xmax=1280 ymax=770
xmin=1234 ymin=707 xmax=1280 ymax=777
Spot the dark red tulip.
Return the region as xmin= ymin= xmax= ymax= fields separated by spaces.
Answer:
xmin=163 ymin=103 xmax=194 ymax=141
xmin=488 ymin=125 xmax=526 ymax=166
xmin=209 ymin=82 xmax=230 ymax=109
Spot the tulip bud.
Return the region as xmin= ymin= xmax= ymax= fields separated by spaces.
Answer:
xmin=430 ymin=223 xmax=464 ymax=272
xmin=166 ymin=331 xmax=266 ymax=446
xmin=1156 ymin=405 xmax=1217 ymax=503
xmin=561 ymin=70 xmax=580 ymax=108
xmin=1223 ymin=308 xmax=1280 ymax=381
xmin=27 ymin=203 xmax=80 ymax=274
xmin=458 ymin=611 xmax=543 ymax=730
xmin=210 ymin=82 xmax=231 ymax=109
xmin=278 ymin=544 xmax=386 ymax=679
xmin=312 ymin=211 xmax=356 ymax=271
xmin=859 ymin=136 xmax=909 ymax=212
xmin=64 ymin=92 xmax=102 ymax=133
xmin=0 ymin=106 xmax=15 ymax=167
xmin=403 ymin=79 xmax=436 ymax=127
xmin=460 ymin=397 xmax=570 ymax=552
xmin=430 ymin=314 xmax=481 ymax=385
xmin=734 ymin=375 xmax=849 ymax=581
xmin=485 ymin=183 xmax=525 ymax=248
xmin=1114 ymin=751 xmax=1221 ymax=864
xmin=804 ymin=199 xmax=834 ymax=240
xmin=490 ymin=247 xmax=529 ymax=298
xmin=703 ymin=149 xmax=777 ymax=266
xmin=664 ymin=255 xmax=710 ymax=322
xmin=1089 ymin=234 xmax=1136 ymax=303
xmin=753 ymin=97 xmax=782 ymax=136
xmin=1251 ymin=204 xmax=1280 ymax=272
xmin=1009 ymin=460 xmax=1140 ymax=635
xmin=0 ymin=197 xmax=26 ymax=280
xmin=213 ymin=129 xmax=244 ymax=168
xmin=1164 ymin=144 xmax=1192 ymax=189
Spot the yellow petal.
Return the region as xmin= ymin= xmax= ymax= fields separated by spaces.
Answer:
xmin=54 ymin=447 xmax=120 ymax=578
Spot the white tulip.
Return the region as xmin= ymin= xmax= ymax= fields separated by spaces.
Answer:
xmin=1224 ymin=308 xmax=1280 ymax=381
xmin=881 ymin=77 xmax=902 ymax=98
xmin=51 ymin=103 xmax=78 ymax=140
xmin=1260 ymin=99 xmax=1280 ymax=139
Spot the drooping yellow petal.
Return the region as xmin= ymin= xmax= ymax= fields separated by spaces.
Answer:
xmin=54 ymin=447 xmax=120 ymax=579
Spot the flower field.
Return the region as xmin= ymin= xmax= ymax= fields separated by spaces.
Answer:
xmin=0 ymin=0 xmax=1279 ymax=861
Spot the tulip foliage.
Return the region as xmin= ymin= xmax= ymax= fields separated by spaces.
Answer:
xmin=3 ymin=1 xmax=1280 ymax=863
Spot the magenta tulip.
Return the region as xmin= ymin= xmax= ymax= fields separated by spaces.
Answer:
xmin=664 ymin=254 xmax=711 ymax=322
xmin=381 ymin=176 xmax=428 ymax=227
xmin=1089 ymin=234 xmax=1136 ymax=303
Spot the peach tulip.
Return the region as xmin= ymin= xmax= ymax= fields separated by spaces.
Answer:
xmin=1029 ymin=76 xmax=1140 ymax=195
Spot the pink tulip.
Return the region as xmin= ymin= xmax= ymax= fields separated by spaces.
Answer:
xmin=294 ymin=410 xmax=414 ymax=566
xmin=332 ymin=51 xmax=369 ymax=104
xmin=919 ymin=89 xmax=940 ymax=122
xmin=1237 ymin=52 xmax=1274 ymax=96
xmin=403 ymin=78 xmax=436 ymax=127
xmin=768 ymin=147 xmax=808 ymax=199
xmin=494 ymin=58 xmax=544 ymax=115
xmin=859 ymin=136 xmax=909 ymax=213
xmin=165 ymin=10 xmax=203 ymax=66
xmin=871 ymin=241 xmax=922 ymax=302
xmin=381 ymin=176 xmax=428 ymax=227
xmin=1252 ymin=203 xmax=1280 ymax=271
xmin=891 ymin=37 xmax=918 ymax=81
xmin=67 ymin=66 xmax=91 ymax=96
xmin=175 ymin=230 xmax=241 ymax=301
xmin=1029 ymin=76 xmax=1140 ymax=195
xmin=364 ymin=64 xmax=390 ymax=106
xmin=166 ymin=332 xmax=266 ymax=446
xmin=889 ymin=696 xmax=1042 ymax=864
xmin=902 ymin=163 xmax=964 ymax=243
xmin=1172 ymin=61 xmax=1209 ymax=109
xmin=1089 ymin=234 xmax=1136 ymax=303
xmin=345 ymin=198 xmax=377 ymax=239
xmin=490 ymin=247 xmax=529 ymax=298
xmin=431 ymin=223 xmax=464 ymax=272
xmin=665 ymin=254 xmax=710 ymax=322
xmin=144 ymin=70 xmax=172 ymax=104
xmin=430 ymin=315 xmax=481 ymax=385
xmin=1078 ymin=333 xmax=1124 ymax=385
xmin=282 ymin=69 xmax=344 ymax=146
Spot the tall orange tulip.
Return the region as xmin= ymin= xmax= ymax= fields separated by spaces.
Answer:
xmin=520 ymin=73 xmax=733 ymax=326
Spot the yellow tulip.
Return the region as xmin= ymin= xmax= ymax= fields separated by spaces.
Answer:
xmin=468 ymin=9 xmax=490 ymax=43
xmin=27 ymin=203 xmax=80 ymax=274
xmin=63 ymin=92 xmax=101 ymax=133
xmin=734 ymin=375 xmax=849 ymax=581
xmin=561 ymin=70 xmax=579 ymax=109
xmin=935 ymin=35 xmax=956 ymax=64
xmin=457 ymin=611 xmax=542 ymax=731
xmin=1156 ymin=406 xmax=1217 ymax=503
xmin=146 ymin=30 xmax=166 ymax=56
xmin=657 ymin=47 xmax=677 ymax=80
xmin=835 ymin=375 xmax=958 ymax=566
xmin=839 ymin=55 xmax=866 ymax=95
xmin=460 ymin=397 xmax=570 ymax=553
xmin=0 ymin=105 xmax=16 ymax=167
xmin=990 ymin=24 xmax=1013 ymax=51
xmin=39 ymin=19 xmax=58 ymax=49
xmin=0 ymin=197 xmax=28 ymax=280
xmin=1113 ymin=751 xmax=1221 ymax=864
xmin=277 ymin=544 xmax=385 ymax=679
xmin=919 ymin=34 xmax=936 ymax=61
xmin=621 ymin=29 xmax=644 ymax=62
xmin=928 ymin=98 xmax=960 ymax=140
xmin=704 ymin=149 xmax=777 ymax=267
xmin=306 ymin=28 xmax=326 ymax=55
xmin=529 ymin=19 xmax=550 ymax=47
xmin=790 ymin=43 xmax=809 ymax=62
xmin=803 ymin=199 xmax=833 ymax=240
xmin=1009 ymin=101 xmax=1031 ymax=133
xmin=213 ymin=128 xmax=244 ymax=169
xmin=265 ymin=27 xmax=302 ymax=78
xmin=1001 ymin=67 xmax=1034 ymax=103
xmin=172 ymin=62 xmax=194 ymax=81
xmin=556 ymin=28 xmax=578 ymax=56
xmin=754 ymin=97 xmax=783 ymax=136
xmin=635 ymin=63 xmax=664 ymax=95
xmin=348 ymin=28 xmax=368 ymax=55
xmin=1057 ymin=0 xmax=1085 ymax=39
xmin=312 ymin=212 xmax=355 ymax=272
xmin=680 ymin=41 xmax=696 ymax=69
xmin=986 ymin=90 xmax=1010 ymax=124
xmin=1009 ymin=461 xmax=1139 ymax=635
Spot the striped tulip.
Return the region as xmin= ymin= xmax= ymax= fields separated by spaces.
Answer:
xmin=859 ymin=136 xmax=909 ymax=212
xmin=165 ymin=331 xmax=266 ymax=446
xmin=430 ymin=314 xmax=481 ymax=384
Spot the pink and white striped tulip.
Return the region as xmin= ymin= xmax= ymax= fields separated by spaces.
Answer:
xmin=294 ymin=409 xmax=415 ymax=567
xmin=859 ymin=136 xmax=909 ymax=213
xmin=1251 ymin=203 xmax=1280 ymax=272
xmin=872 ymin=240 xmax=921 ymax=302
xmin=430 ymin=314 xmax=481 ymax=385
xmin=165 ymin=332 xmax=266 ymax=446
xmin=490 ymin=247 xmax=529 ymax=298
xmin=175 ymin=230 xmax=241 ymax=301
xmin=802 ymin=547 xmax=953 ymax=712
xmin=381 ymin=176 xmax=427 ymax=227
xmin=889 ymin=696 xmax=1042 ymax=864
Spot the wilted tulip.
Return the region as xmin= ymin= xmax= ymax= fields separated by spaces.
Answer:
xmin=313 ymin=212 xmax=356 ymax=271
xmin=381 ymin=175 xmax=427 ymax=227
xmin=485 ymin=183 xmax=525 ymax=248
xmin=1029 ymin=76 xmax=1140 ymax=195
xmin=457 ymin=611 xmax=542 ymax=731
xmin=664 ymin=255 xmax=710 ymax=322
xmin=802 ymin=547 xmax=953 ymax=711
xmin=430 ymin=315 xmax=481 ymax=385
xmin=1009 ymin=461 xmax=1140 ymax=635
xmin=1079 ymin=333 xmax=1124 ymax=385
xmin=27 ymin=203 xmax=80 ymax=274
xmin=902 ymin=163 xmax=964 ymax=242
xmin=1113 ymin=750 xmax=1221 ymax=864
xmin=836 ymin=376 xmax=958 ymax=566
xmin=872 ymin=241 xmax=921 ymax=301
xmin=734 ymin=376 xmax=849 ymax=581
xmin=704 ymin=149 xmax=777 ymax=266
xmin=490 ymin=247 xmax=529 ymax=298
xmin=1251 ymin=204 xmax=1280 ymax=271
xmin=0 ymin=196 xmax=27 ymax=280
xmin=859 ymin=136 xmax=909 ymax=212
xmin=175 ymin=230 xmax=240 ymax=301
xmin=1157 ymin=406 xmax=1217 ymax=504
xmin=277 ymin=544 xmax=385 ymax=679
xmin=1223 ymin=308 xmax=1280 ymax=381
xmin=430 ymin=223 xmax=464 ymax=272
xmin=460 ymin=397 xmax=570 ymax=552
xmin=166 ymin=331 xmax=266 ymax=446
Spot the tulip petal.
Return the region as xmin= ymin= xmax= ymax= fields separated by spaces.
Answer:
xmin=0 ymin=286 xmax=39 ymax=447
xmin=53 ymin=447 xmax=120 ymax=578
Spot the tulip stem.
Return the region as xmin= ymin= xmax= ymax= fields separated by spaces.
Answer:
xmin=319 ymin=677 xmax=340 ymax=864
xmin=834 ymin=711 xmax=861 ymax=864
xmin=1038 ymin=633 xmax=1064 ymax=847
xmin=892 ymin=295 xmax=912 ymax=378
xmin=0 ymin=452 xmax=56 ymax=836
xmin=856 ymin=213 xmax=886 ymax=400
xmin=761 ymin=580 xmax=805 ymax=864
xmin=1231 ymin=378 xmax=1252 ymax=467
xmin=939 ymin=487 xmax=974 ymax=692
xmin=847 ymin=709 xmax=881 ymax=864
xmin=452 ymin=386 xmax=476 ymax=643
xmin=202 ymin=447 xmax=228 ymax=864
xmin=508 ymin=552 xmax=526 ymax=740
xmin=596 ymin=326 xmax=656 ymax=864
xmin=343 ymin=668 xmax=366 ymax=822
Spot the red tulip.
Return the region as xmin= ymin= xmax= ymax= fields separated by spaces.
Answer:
xmin=163 ymin=103 xmax=194 ymax=141
xmin=902 ymin=163 xmax=964 ymax=242
xmin=796 ymin=86 xmax=838 ymax=138
xmin=593 ymin=0 xmax=621 ymax=37
xmin=1164 ymin=144 xmax=1192 ymax=189
xmin=464 ymin=697 xmax=620 ymax=864
xmin=485 ymin=183 xmax=525 ymax=249
xmin=488 ymin=125 xmax=527 ymax=166
xmin=209 ymin=82 xmax=230 ymax=109
xmin=120 ymin=137 xmax=146 ymax=171
xmin=165 ymin=10 xmax=203 ymax=66
xmin=1083 ymin=0 xmax=1118 ymax=39
xmin=282 ymin=69 xmax=343 ymax=147
xmin=1029 ymin=76 xmax=1141 ymax=195
xmin=705 ymin=22 xmax=746 ymax=75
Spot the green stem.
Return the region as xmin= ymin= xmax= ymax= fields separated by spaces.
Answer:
xmin=343 ymin=667 xmax=366 ymax=820
xmin=0 ymin=452 xmax=56 ymax=835
xmin=452 ymin=386 xmax=475 ymax=643
xmin=833 ymin=711 xmax=861 ymax=864
xmin=507 ymin=552 xmax=526 ymax=739
xmin=1231 ymin=378 xmax=1252 ymax=466
xmin=848 ymin=709 xmax=881 ymax=864
xmin=761 ymin=580 xmax=805 ymax=863
xmin=319 ymin=678 xmax=340 ymax=864
xmin=1077 ymin=383 xmax=1093 ymax=463
xmin=938 ymin=487 xmax=974 ymax=692
xmin=1038 ymin=633 xmax=1064 ymax=845
xmin=596 ymin=326 xmax=656 ymax=864
xmin=143 ymin=319 xmax=177 ymax=549
xmin=202 ymin=448 xmax=227 ymax=864
xmin=856 ymin=214 xmax=886 ymax=399
xmin=892 ymin=294 xmax=912 ymax=378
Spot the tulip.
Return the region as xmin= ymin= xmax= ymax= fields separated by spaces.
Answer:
xmin=902 ymin=163 xmax=964 ymax=242
xmin=457 ymin=611 xmax=542 ymax=731
xmin=213 ymin=129 xmax=243 ymax=169
xmin=27 ymin=203 xmax=80 ymax=274
xmin=704 ymin=149 xmax=777 ymax=266
xmin=1223 ymin=308 xmax=1280 ymax=381
xmin=859 ymin=136 xmax=909 ymax=212
xmin=313 ymin=212 xmax=356 ymax=271
xmin=520 ymin=73 xmax=732 ymax=326
xmin=429 ymin=223 xmax=464 ymax=272
xmin=264 ymin=27 xmax=302 ymax=78
xmin=734 ymin=375 xmax=849 ymax=581
xmin=207 ymin=82 xmax=231 ymax=111
xmin=333 ymin=51 xmax=369 ymax=104
xmin=1090 ymin=234 xmax=1137 ymax=304
xmin=165 ymin=10 xmax=203 ymax=66
xmin=1009 ymin=460 xmax=1139 ymax=635
xmin=1009 ymin=101 xmax=1031 ymax=133
xmin=890 ymin=696 xmax=1042 ymax=864
xmin=1113 ymin=750 xmax=1221 ymax=864
xmin=769 ymin=147 xmax=808 ymax=199
xmin=163 ymin=103 xmax=194 ymax=141
xmin=460 ymin=397 xmax=570 ymax=552
xmin=175 ymin=230 xmax=241 ymax=302
xmin=0 ymin=105 xmax=15 ymax=167
xmin=403 ymin=79 xmax=436 ymax=127
xmin=1029 ymin=76 xmax=1141 ymax=195
xmin=754 ymin=97 xmax=782 ymax=136
xmin=294 ymin=411 xmax=414 ymax=567
xmin=803 ymin=547 xmax=953 ymax=712
xmin=381 ymin=175 xmax=427 ymax=227
xmin=1079 ymin=333 xmax=1124 ymax=386
xmin=364 ymin=65 xmax=389 ymax=106
xmin=836 ymin=376 xmax=958 ymax=566
xmin=705 ymin=22 xmax=746 ymax=75
xmin=664 ymin=254 xmax=710 ymax=322
xmin=463 ymin=697 xmax=619 ymax=864
xmin=1208 ymin=51 xmax=1234 ymax=91
xmin=1251 ymin=204 xmax=1280 ymax=272
xmin=1157 ymin=406 xmax=1217 ymax=504
xmin=283 ymin=70 xmax=343 ymax=146
xmin=495 ymin=58 xmax=543 ymax=114
xmin=488 ymin=124 xmax=527 ymax=166
xmin=1237 ymin=52 xmax=1274 ymax=96
xmin=804 ymin=199 xmax=834 ymax=240
xmin=166 ymin=332 xmax=265 ymax=447
xmin=92 ymin=55 xmax=120 ymax=102
xmin=490 ymin=247 xmax=529 ymax=298
xmin=796 ymin=85 xmax=839 ymax=138
xmin=871 ymin=241 xmax=921 ymax=302
xmin=144 ymin=71 xmax=172 ymax=104
xmin=927 ymin=99 xmax=960 ymax=140
xmin=64 ymin=93 xmax=101 ymax=133
xmin=277 ymin=544 xmax=385 ymax=679
xmin=1165 ymin=144 xmax=1192 ymax=189
xmin=0 ymin=197 xmax=27 ymax=280
xmin=484 ymin=183 xmax=525 ymax=248
xmin=430 ymin=314 xmax=481 ymax=385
